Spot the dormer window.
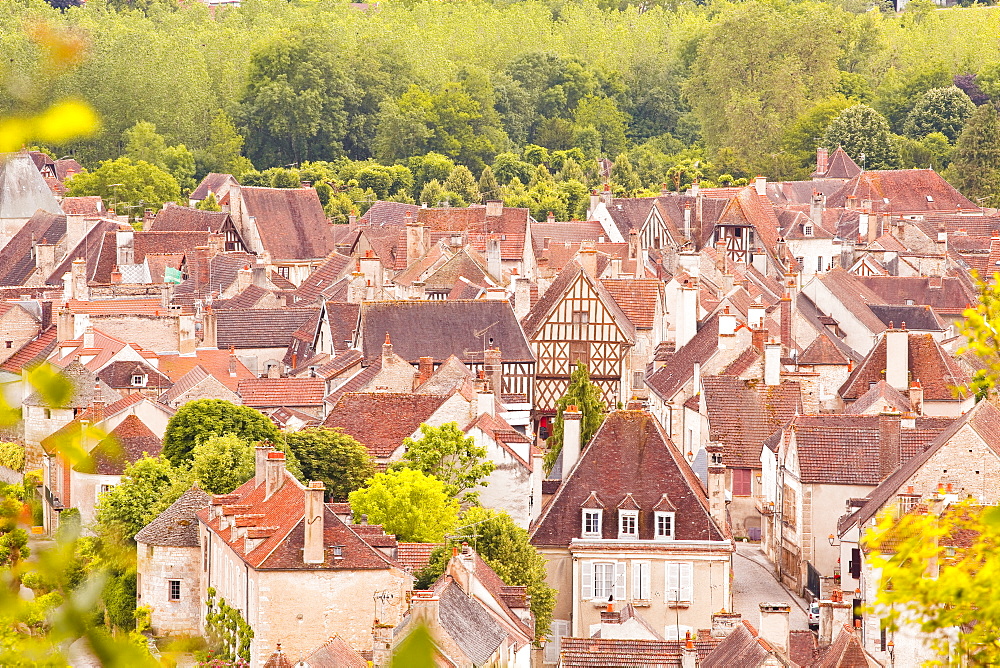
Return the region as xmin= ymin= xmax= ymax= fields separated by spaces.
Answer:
xmin=131 ymin=374 xmax=146 ymax=387
xmin=803 ymin=224 xmax=813 ymax=237
xmin=582 ymin=509 xmax=602 ymax=538
xmin=618 ymin=510 xmax=638 ymax=539
xmin=655 ymin=512 xmax=675 ymax=540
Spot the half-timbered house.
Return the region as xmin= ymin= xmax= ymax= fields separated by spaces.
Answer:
xmin=521 ymin=259 xmax=636 ymax=422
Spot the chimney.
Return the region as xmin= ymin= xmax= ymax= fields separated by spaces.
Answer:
xmin=202 ymin=307 xmax=217 ymax=348
xmin=588 ymin=189 xmax=600 ymax=218
xmin=546 ymin=211 xmax=555 ymax=224
xmin=561 ymin=405 xmax=583 ymax=476
xmin=752 ymin=327 xmax=765 ymax=353
xmin=486 ymin=234 xmax=502 ymax=279
xmin=418 ymin=356 xmax=434 ymax=386
xmin=193 ymin=246 xmax=212 ymax=294
xmin=908 ymin=380 xmax=923 ymax=416
xmin=706 ymin=444 xmax=727 ymax=530
xmin=65 ymin=213 xmax=87 ymax=251
xmin=878 ymin=411 xmax=902 ymax=478
xmin=677 ymin=250 xmax=699 ymax=278
xmin=683 ymin=203 xmax=692 ymax=239
xmin=207 ymin=232 xmax=225 ymax=255
xmin=764 ymin=341 xmax=781 ymax=386
xmin=628 ymin=228 xmax=639 ymax=260
xmin=35 ymin=242 xmax=56 ymax=281
xmin=56 ymin=308 xmax=73 ymax=342
xmin=885 ymin=328 xmax=909 ymax=390
xmin=600 ymin=182 xmax=613 ymax=205
xmin=264 ymin=450 xmax=286 ymax=500
xmin=676 ymin=279 xmax=699 ymax=349
xmin=90 ymin=381 xmax=105 ymax=424
xmin=71 ymin=258 xmax=89 ymax=301
xmin=578 ymin=241 xmax=598 ymax=278
xmin=477 ymin=380 xmax=495 ymax=417
xmin=484 ymin=347 xmax=502 ymax=397
xmin=858 ymin=210 xmax=869 ymax=240
xmin=816 ymin=147 xmax=829 ymax=176
xmin=236 ymin=264 xmax=252 ymax=293
xmin=780 ymin=295 xmax=791 ymax=351
xmin=115 ymin=227 xmax=135 ymax=266
xmin=303 ymin=480 xmax=325 ymax=564
xmin=348 ymin=263 xmax=366 ymax=304
xmin=681 ymin=632 xmax=698 ymax=668
xmin=748 ymin=303 xmax=765 ymax=329
xmin=758 ymin=603 xmax=790 ymax=654
xmin=372 ymin=622 xmax=393 ymax=668
xmin=485 ymin=200 xmax=503 ymax=217
xmin=513 ymin=277 xmax=532 ymax=319
xmin=719 ymin=307 xmax=736 ymax=339
xmin=382 ymin=333 xmax=394 ymax=365
xmin=818 ymin=595 xmax=853 ymax=647
xmin=405 ymin=213 xmax=426 ymax=266
xmin=82 ymin=324 xmax=94 ymax=349
xmin=754 ymin=176 xmax=766 ymax=197
xmin=711 ymin=611 xmax=742 ymax=638
xmin=810 ymin=192 xmax=824 ymax=228
xmin=228 ymin=346 xmax=238 ymax=376
xmin=254 ymin=444 xmax=271 ymax=487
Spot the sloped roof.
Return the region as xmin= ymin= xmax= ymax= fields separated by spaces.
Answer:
xmin=396 ymin=542 xmax=441 ymax=571
xmin=0 ymin=152 xmax=62 ymax=219
xmin=190 ymin=173 xmax=237 ymax=201
xmin=357 ymin=200 xmax=421 ymax=228
xmin=241 ymin=186 xmax=335 ymax=260
xmin=437 ymin=580 xmax=507 ymax=666
xmin=297 ymin=635 xmax=367 ymax=668
xmin=0 ymin=325 xmax=56 ymax=373
xmin=853 ymin=275 xmax=975 ymax=317
xmin=702 ymin=376 xmax=801 ymax=468
xmin=147 ymin=204 xmax=231 ymax=233
xmin=215 ymin=308 xmax=318 ymax=349
xmin=96 ymin=360 xmax=172 ymax=391
xmin=135 ymin=485 xmax=211 ymax=547
xmin=844 ymin=380 xmax=912 ymax=415
xmin=839 ymin=331 xmax=968 ymax=402
xmin=359 ymin=299 xmax=534 ymax=363
xmin=646 ymin=312 xmax=721 ymax=401
xmin=814 ymin=147 xmax=862 ymax=180
xmin=702 ymin=620 xmax=788 ymax=667
xmin=530 ymin=410 xmax=728 ymax=547
xmin=811 ymin=624 xmax=882 ymax=668
xmin=0 ymin=210 xmax=66 ymax=286
xmin=798 ymin=331 xmax=852 ymax=366
xmin=323 ymin=392 xmax=449 ymax=458
xmin=74 ymin=414 xmax=161 ymax=475
xmin=157 ymin=350 xmax=255 ymax=392
xmin=817 ymin=269 xmax=888 ymax=334
xmin=599 ymin=278 xmax=662 ymax=329
xmin=290 ymin=252 xmax=352 ymax=304
xmin=61 ymin=196 xmax=103 ymax=216
xmin=827 ymin=169 xmax=976 ymax=213
xmin=238 ymin=378 xmax=325 ymax=407
xmin=560 ymin=635 xmax=720 ymax=667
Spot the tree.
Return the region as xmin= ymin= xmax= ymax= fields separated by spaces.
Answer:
xmin=197 ymin=192 xmax=221 ymax=212
xmin=944 ymin=103 xmax=1000 ymax=207
xmin=903 ymin=86 xmax=976 ymax=142
xmin=479 ymin=165 xmax=501 ymax=202
xmin=123 ymin=121 xmax=196 ymax=193
xmin=864 ymin=501 xmax=1000 ymax=665
xmin=823 ymin=104 xmax=900 ymax=170
xmin=94 ymin=456 xmax=184 ymax=540
xmin=197 ymin=110 xmax=254 ymax=179
xmin=419 ymin=179 xmax=447 ymax=208
xmin=572 ymin=96 xmax=629 ymax=159
xmin=414 ymin=507 xmax=556 ymax=640
xmin=191 ymin=434 xmax=255 ymax=495
xmin=161 ymin=399 xmax=282 ymax=466
xmin=544 ymin=363 xmax=607 ymax=474
xmin=65 ymin=157 xmax=180 ymax=218
xmin=392 ymin=423 xmax=495 ymax=505
xmin=408 ymin=152 xmax=456 ymax=198
xmin=957 ymin=270 xmax=1000 ymax=397
xmin=285 ymin=428 xmax=374 ymax=501
xmin=780 ymin=95 xmax=854 ymax=176
xmin=347 ymin=468 xmax=459 ymax=543
xmin=610 ymin=153 xmax=641 ymax=196
xmin=444 ymin=165 xmax=480 ymax=207
xmin=491 ymin=152 xmax=535 ymax=186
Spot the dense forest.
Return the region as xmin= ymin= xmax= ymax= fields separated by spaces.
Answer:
xmin=5 ymin=0 xmax=1000 ymax=220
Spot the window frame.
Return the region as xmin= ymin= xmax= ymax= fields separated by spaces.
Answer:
xmin=168 ymin=579 xmax=181 ymax=602
xmin=618 ymin=510 xmax=638 ymax=539
xmin=654 ymin=511 xmax=675 ymax=541
xmin=732 ymin=468 xmax=753 ymax=496
xmin=592 ymin=562 xmax=616 ymax=600
xmin=582 ymin=509 xmax=603 ymax=538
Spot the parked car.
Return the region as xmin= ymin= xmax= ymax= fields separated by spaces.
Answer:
xmin=809 ymin=602 xmax=820 ymax=630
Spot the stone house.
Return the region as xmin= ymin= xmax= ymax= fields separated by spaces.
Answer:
xmin=0 ymin=302 xmax=42 ymax=365
xmin=196 ymin=447 xmax=411 ymax=666
xmin=135 ymin=485 xmax=211 ymax=637
xmin=531 ymin=408 xmax=733 ymax=662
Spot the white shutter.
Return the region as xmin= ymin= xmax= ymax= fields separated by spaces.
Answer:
xmin=680 ymin=562 xmax=694 ymax=603
xmin=581 ymin=560 xmax=593 ymax=600
xmin=635 ymin=562 xmax=650 ymax=599
xmin=632 ymin=561 xmax=642 ymax=600
xmin=614 ymin=561 xmax=626 ymax=601
xmin=544 ymin=620 xmax=570 ymax=663
xmin=666 ymin=563 xmax=679 ymax=602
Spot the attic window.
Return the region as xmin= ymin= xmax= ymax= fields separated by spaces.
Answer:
xmin=618 ymin=510 xmax=638 ymax=539
xmin=926 ymin=195 xmax=934 ymax=203
xmin=131 ymin=374 xmax=146 ymax=387
xmin=654 ymin=512 xmax=675 ymax=540
xmin=277 ymin=266 xmax=290 ymax=279
xmin=582 ymin=509 xmax=602 ymax=538
xmin=904 ymin=299 xmax=914 ymax=305
xmin=803 ymin=224 xmax=814 ymax=237
xmin=333 ymin=545 xmax=343 ymax=559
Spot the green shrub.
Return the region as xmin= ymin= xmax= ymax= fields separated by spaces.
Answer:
xmin=0 ymin=442 xmax=25 ymax=472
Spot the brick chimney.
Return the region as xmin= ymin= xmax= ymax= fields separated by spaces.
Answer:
xmin=561 ymin=405 xmax=583 ymax=476
xmin=878 ymin=411 xmax=902 ymax=478
xmin=236 ymin=264 xmax=252 ymax=293
xmin=382 ymin=333 xmax=394 ymax=366
xmin=706 ymin=444 xmax=727 ymax=531
xmin=811 ymin=191 xmax=824 ymax=228
xmin=417 ymin=356 xmax=434 ymax=386
xmin=758 ymin=603 xmax=790 ymax=654
xmin=71 ymin=258 xmax=89 ymax=301
xmin=578 ymin=241 xmax=597 ymax=278
xmin=303 ymin=480 xmax=325 ymax=564
xmin=513 ymin=276 xmax=532 ymax=319
xmin=192 ymin=246 xmax=212 ymax=294
xmin=201 ymin=306 xmax=217 ymax=348
xmin=815 ymin=147 xmax=829 ymax=177
xmin=264 ymin=450 xmax=286 ymax=500
xmin=484 ymin=347 xmax=502 ymax=397
xmin=486 ymin=234 xmax=502 ymax=279
xmin=908 ymin=380 xmax=923 ymax=416
xmin=34 ymin=241 xmax=56 ymax=280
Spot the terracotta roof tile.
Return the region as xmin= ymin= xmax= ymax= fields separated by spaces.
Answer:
xmin=396 ymin=542 xmax=442 ymax=571
xmin=0 ymin=325 xmax=56 ymax=373
xmin=60 ymin=196 xmax=103 ymax=216
xmin=215 ymin=308 xmax=318 ymax=349
xmin=827 ymin=169 xmax=976 ymax=214
xmin=599 ymin=278 xmax=662 ymax=329
xmin=560 ymin=635 xmax=720 ymax=667
xmin=238 ymin=378 xmax=326 ymax=407
xmin=323 ymin=392 xmax=448 ymax=458
xmin=646 ymin=312 xmax=721 ymax=401
xmin=839 ymin=331 xmax=968 ymax=402
xmin=702 ymin=376 xmax=801 ymax=468
xmin=240 ymin=186 xmax=335 ymax=260
xmin=0 ymin=210 xmax=66 ymax=286
xmin=290 ymin=252 xmax=352 ymax=305
xmin=190 ymin=173 xmax=238 ymax=201
xmin=146 ymin=204 xmax=231 ymax=233
xmin=853 ymin=275 xmax=975 ymax=316
xmin=157 ymin=350 xmax=254 ymax=391
xmin=73 ymin=414 xmax=162 ymax=475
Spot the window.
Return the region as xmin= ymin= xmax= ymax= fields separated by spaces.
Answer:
xmin=582 ymin=509 xmax=602 ymax=538
xmin=632 ymin=371 xmax=644 ymax=390
xmin=4 ymin=341 xmax=11 ymax=348
xmin=581 ymin=561 xmax=625 ymax=600
xmin=618 ymin=510 xmax=638 ymax=539
xmin=904 ymin=299 xmax=914 ymax=305
xmin=277 ymin=266 xmax=290 ymax=279
xmin=136 ymin=573 xmax=141 ymax=600
xmin=43 ymin=408 xmax=51 ymax=420
xmin=817 ymin=256 xmax=824 ymax=272
xmin=782 ymin=485 xmax=797 ymax=529
xmin=569 ymin=341 xmax=590 ymax=366
xmin=665 ymin=625 xmax=694 ymax=641
xmin=795 ymin=256 xmax=805 ymax=268
xmin=632 ymin=561 xmax=651 ymax=600
xmin=897 ymin=494 xmax=919 ymax=516
xmin=203 ymin=542 xmax=208 ymax=571
xmin=168 ymin=580 xmax=181 ymax=601
xmin=733 ymin=468 xmax=752 ymax=496
xmin=333 ymin=545 xmax=343 ymax=558
xmin=665 ymin=562 xmax=694 ymax=603
xmin=571 ymin=311 xmax=589 ymax=340
xmin=803 ymin=224 xmax=813 ymax=237
xmin=655 ymin=512 xmax=675 ymax=540
xmin=98 ymin=484 xmax=114 ymax=496
xmin=543 ymin=620 xmax=571 ymax=664
xmin=131 ymin=374 xmax=146 ymax=387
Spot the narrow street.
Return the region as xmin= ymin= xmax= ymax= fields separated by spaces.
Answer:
xmin=732 ymin=542 xmax=810 ymax=631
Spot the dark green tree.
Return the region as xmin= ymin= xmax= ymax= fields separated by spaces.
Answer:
xmin=544 ymin=363 xmax=607 ymax=474
xmin=285 ymin=427 xmax=374 ymax=501
xmin=413 ymin=507 xmax=556 ymax=640
xmin=161 ymin=399 xmax=281 ymax=466
xmin=610 ymin=153 xmax=642 ymax=196
xmin=444 ymin=165 xmax=480 ymax=207
xmin=904 ymin=86 xmax=976 ymax=142
xmin=823 ymin=104 xmax=900 ymax=170
xmin=945 ymin=103 xmax=1000 ymax=206
xmin=65 ymin=157 xmax=180 ymax=218
xmin=478 ymin=165 xmax=501 ymax=202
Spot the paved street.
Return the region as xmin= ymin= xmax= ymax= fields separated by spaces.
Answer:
xmin=732 ymin=542 xmax=810 ymax=631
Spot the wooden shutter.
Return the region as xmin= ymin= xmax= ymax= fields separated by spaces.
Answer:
xmin=666 ymin=563 xmax=679 ymax=602
xmin=614 ymin=562 xmax=626 ymax=601
xmin=581 ymin=560 xmax=593 ymax=599
xmin=680 ymin=563 xmax=694 ymax=602
xmin=633 ymin=561 xmax=650 ymax=600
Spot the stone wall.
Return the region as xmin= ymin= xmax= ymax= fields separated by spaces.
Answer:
xmin=137 ymin=543 xmax=203 ymax=637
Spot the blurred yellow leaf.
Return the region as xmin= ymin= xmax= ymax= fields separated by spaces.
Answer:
xmin=34 ymin=100 xmax=98 ymax=144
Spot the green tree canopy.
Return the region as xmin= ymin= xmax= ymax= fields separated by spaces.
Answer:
xmin=348 ymin=468 xmax=459 ymax=543
xmin=443 ymin=165 xmax=480 ymax=207
xmin=544 ymin=362 xmax=607 ymax=474
xmin=285 ymin=427 xmax=374 ymax=501
xmin=903 ymin=86 xmax=975 ymax=142
xmin=196 ymin=110 xmax=255 ymax=179
xmin=414 ymin=507 xmax=555 ymax=640
xmin=391 ymin=423 xmax=495 ymax=505
xmin=191 ymin=434 xmax=255 ymax=495
xmin=823 ymin=104 xmax=900 ymax=170
xmin=161 ymin=399 xmax=282 ymax=466
xmin=478 ymin=165 xmax=501 ymax=201
xmin=64 ymin=157 xmax=180 ymax=218
xmin=944 ymin=103 xmax=1000 ymax=207
xmin=94 ymin=456 xmax=184 ymax=540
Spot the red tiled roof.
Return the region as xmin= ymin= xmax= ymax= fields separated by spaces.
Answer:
xmin=238 ymin=378 xmax=326 ymax=407
xmin=531 ymin=410 xmax=728 ymax=547
xmin=646 ymin=313 xmax=721 ymax=401
xmin=146 ymin=204 xmax=231 ymax=233
xmin=215 ymin=308 xmax=318 ymax=349
xmin=323 ymin=392 xmax=448 ymax=458
xmin=157 ymin=350 xmax=254 ymax=391
xmin=291 ymin=252 xmax=352 ymax=305
xmin=827 ymin=169 xmax=977 ymax=214
xmin=560 ymin=635 xmax=720 ymax=667
xmin=60 ymin=196 xmax=103 ymax=216
xmin=839 ymin=331 xmax=968 ymax=401
xmin=0 ymin=326 xmax=56 ymax=373
xmin=73 ymin=414 xmax=161 ymax=475
xmin=240 ymin=186 xmax=335 ymax=260
xmin=702 ymin=376 xmax=802 ymax=468
xmin=190 ymin=173 xmax=237 ymax=201
xmin=599 ymin=278 xmax=661 ymax=329
xmin=396 ymin=542 xmax=441 ymax=571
